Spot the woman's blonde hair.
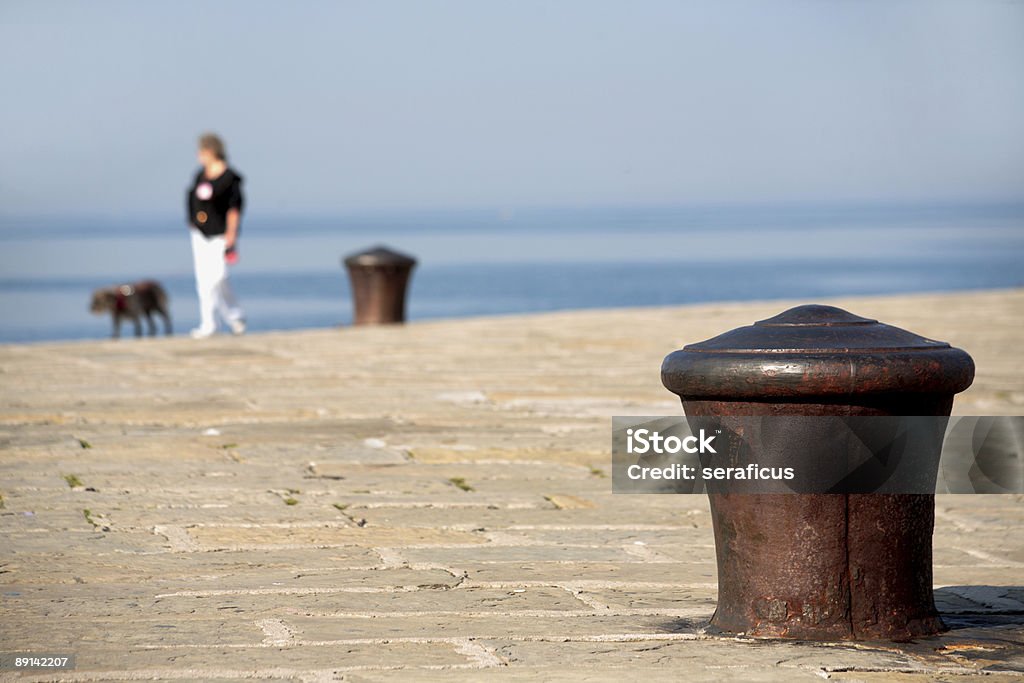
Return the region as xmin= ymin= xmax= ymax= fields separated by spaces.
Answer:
xmin=198 ymin=133 xmax=227 ymax=161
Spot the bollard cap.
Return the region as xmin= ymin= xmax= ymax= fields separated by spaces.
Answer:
xmin=662 ymin=304 xmax=975 ymax=399
xmin=343 ymin=245 xmax=417 ymax=268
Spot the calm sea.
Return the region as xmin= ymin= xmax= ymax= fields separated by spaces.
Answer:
xmin=1 ymin=203 xmax=1022 ymax=343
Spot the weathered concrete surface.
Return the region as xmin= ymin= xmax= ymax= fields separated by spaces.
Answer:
xmin=1 ymin=289 xmax=1022 ymax=682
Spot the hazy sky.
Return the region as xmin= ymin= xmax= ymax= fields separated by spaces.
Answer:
xmin=1 ymin=0 xmax=1023 ymax=217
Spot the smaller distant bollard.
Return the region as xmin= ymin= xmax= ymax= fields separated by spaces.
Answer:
xmin=342 ymin=246 xmax=417 ymax=325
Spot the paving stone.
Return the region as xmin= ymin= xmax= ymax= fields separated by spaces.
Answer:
xmin=462 ymin=561 xmax=719 ymax=584
xmin=410 ymin=448 xmax=604 ymax=466
xmin=476 ymin=638 xmax=940 ymax=674
xmin=61 ymin=642 xmax=472 ymax=673
xmin=0 ymin=569 xmax=463 ymax=617
xmin=143 ymin=586 xmax=590 ymax=619
xmin=343 ymin=668 xmax=828 ymax=682
xmin=576 ymin=586 xmax=719 ymax=611
xmin=934 ymin=565 xmax=1024 ymax=586
xmin=1 ymin=291 xmax=1022 ymax=680
xmin=828 ymin=674 xmax=1022 ymax=683
xmin=0 ymin=529 xmax=169 ymax=557
xmin=288 ymin=614 xmax=703 ymax=641
xmin=186 ymin=525 xmax=484 ymax=550
xmin=399 ymin=545 xmax=645 ymax=565
xmin=0 ymin=618 xmax=264 ymax=649
xmin=355 ymin=506 xmax=703 ymax=529
xmin=486 ymin=526 xmax=713 ymax=547
xmin=2 ymin=557 xmax=391 ymax=589
xmin=1 ymin=586 xmax=593 ymax=623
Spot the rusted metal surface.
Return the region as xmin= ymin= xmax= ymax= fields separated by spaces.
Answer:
xmin=661 ymin=304 xmax=974 ymax=641
xmin=342 ymin=246 xmax=417 ymax=325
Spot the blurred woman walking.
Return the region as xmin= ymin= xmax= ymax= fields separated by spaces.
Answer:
xmin=186 ymin=133 xmax=246 ymax=338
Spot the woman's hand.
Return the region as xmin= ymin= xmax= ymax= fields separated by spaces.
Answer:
xmin=225 ymin=208 xmax=240 ymax=250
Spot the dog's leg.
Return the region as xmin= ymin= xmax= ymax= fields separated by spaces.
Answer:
xmin=146 ymin=311 xmax=157 ymax=336
xmin=151 ymin=285 xmax=172 ymax=336
xmin=132 ymin=315 xmax=142 ymax=338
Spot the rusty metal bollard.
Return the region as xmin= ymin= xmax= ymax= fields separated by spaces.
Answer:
xmin=661 ymin=304 xmax=974 ymax=641
xmin=342 ymin=246 xmax=417 ymax=325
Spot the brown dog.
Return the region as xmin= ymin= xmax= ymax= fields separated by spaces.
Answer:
xmin=90 ymin=280 xmax=172 ymax=339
